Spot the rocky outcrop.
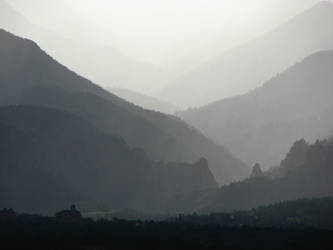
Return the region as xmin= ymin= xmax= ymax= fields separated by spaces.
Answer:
xmin=250 ymin=163 xmax=263 ymax=178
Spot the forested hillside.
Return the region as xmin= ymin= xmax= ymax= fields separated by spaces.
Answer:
xmin=0 ymin=106 xmax=217 ymax=213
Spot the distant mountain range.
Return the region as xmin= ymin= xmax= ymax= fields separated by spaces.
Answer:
xmin=0 ymin=29 xmax=249 ymax=186
xmin=159 ymin=1 xmax=333 ymax=107
xmin=2 ymin=0 xmax=332 ymax=216
xmin=109 ymin=88 xmax=179 ymax=114
xmin=0 ymin=0 xmax=171 ymax=93
xmin=179 ymin=50 xmax=333 ymax=168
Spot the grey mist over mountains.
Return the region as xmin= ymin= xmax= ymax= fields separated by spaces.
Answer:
xmin=160 ymin=1 xmax=333 ymax=107
xmin=1 ymin=0 xmax=333 ymax=217
xmin=2 ymin=0 xmax=325 ymax=94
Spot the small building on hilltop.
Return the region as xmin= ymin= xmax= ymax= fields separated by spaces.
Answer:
xmin=55 ymin=205 xmax=82 ymax=222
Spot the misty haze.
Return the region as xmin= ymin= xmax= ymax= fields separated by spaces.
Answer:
xmin=1 ymin=1 xmax=333 ymax=249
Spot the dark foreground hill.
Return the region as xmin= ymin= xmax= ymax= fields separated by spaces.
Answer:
xmin=0 ymin=29 xmax=248 ymax=185
xmin=171 ymin=197 xmax=333 ymax=229
xmin=0 ymin=106 xmax=216 ymax=213
xmin=1 ymin=202 xmax=333 ymax=250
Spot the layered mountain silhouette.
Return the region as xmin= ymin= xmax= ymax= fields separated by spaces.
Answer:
xmin=109 ymin=88 xmax=178 ymax=114
xmin=209 ymin=136 xmax=333 ymax=212
xmin=160 ymin=1 xmax=333 ymax=107
xmin=0 ymin=106 xmax=217 ymax=213
xmin=0 ymin=0 xmax=170 ymax=93
xmin=0 ymin=29 xmax=249 ymax=185
xmin=171 ymin=136 xmax=333 ymax=213
xmin=179 ymin=50 xmax=333 ymax=168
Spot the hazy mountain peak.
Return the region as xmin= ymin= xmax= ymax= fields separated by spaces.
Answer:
xmin=0 ymin=2 xmax=172 ymax=93
xmin=296 ymin=0 xmax=333 ymax=22
xmin=160 ymin=1 xmax=333 ymax=108
xmin=179 ymin=50 xmax=333 ymax=169
xmin=312 ymin=1 xmax=333 ymax=9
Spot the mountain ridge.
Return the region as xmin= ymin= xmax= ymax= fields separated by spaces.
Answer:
xmin=0 ymin=29 xmax=249 ymax=185
xmin=0 ymin=0 xmax=171 ymax=93
xmin=179 ymin=50 xmax=333 ymax=168
xmin=169 ymin=136 xmax=333 ymax=213
xmin=160 ymin=1 xmax=333 ymax=107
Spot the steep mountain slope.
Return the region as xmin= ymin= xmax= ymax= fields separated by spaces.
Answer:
xmin=180 ymin=50 xmax=333 ymax=167
xmin=109 ymin=88 xmax=178 ymax=114
xmin=0 ymin=0 xmax=170 ymax=93
xmin=0 ymin=106 xmax=217 ymax=213
xmin=160 ymin=1 xmax=333 ymax=107
xmin=0 ymin=29 xmax=249 ymax=185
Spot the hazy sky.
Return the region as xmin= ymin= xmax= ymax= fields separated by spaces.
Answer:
xmin=9 ymin=0 xmax=323 ymax=66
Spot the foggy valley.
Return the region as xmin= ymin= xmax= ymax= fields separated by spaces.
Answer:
xmin=1 ymin=1 xmax=333 ymax=249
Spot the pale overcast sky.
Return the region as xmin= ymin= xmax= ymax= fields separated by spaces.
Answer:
xmin=8 ymin=0 xmax=323 ymax=65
